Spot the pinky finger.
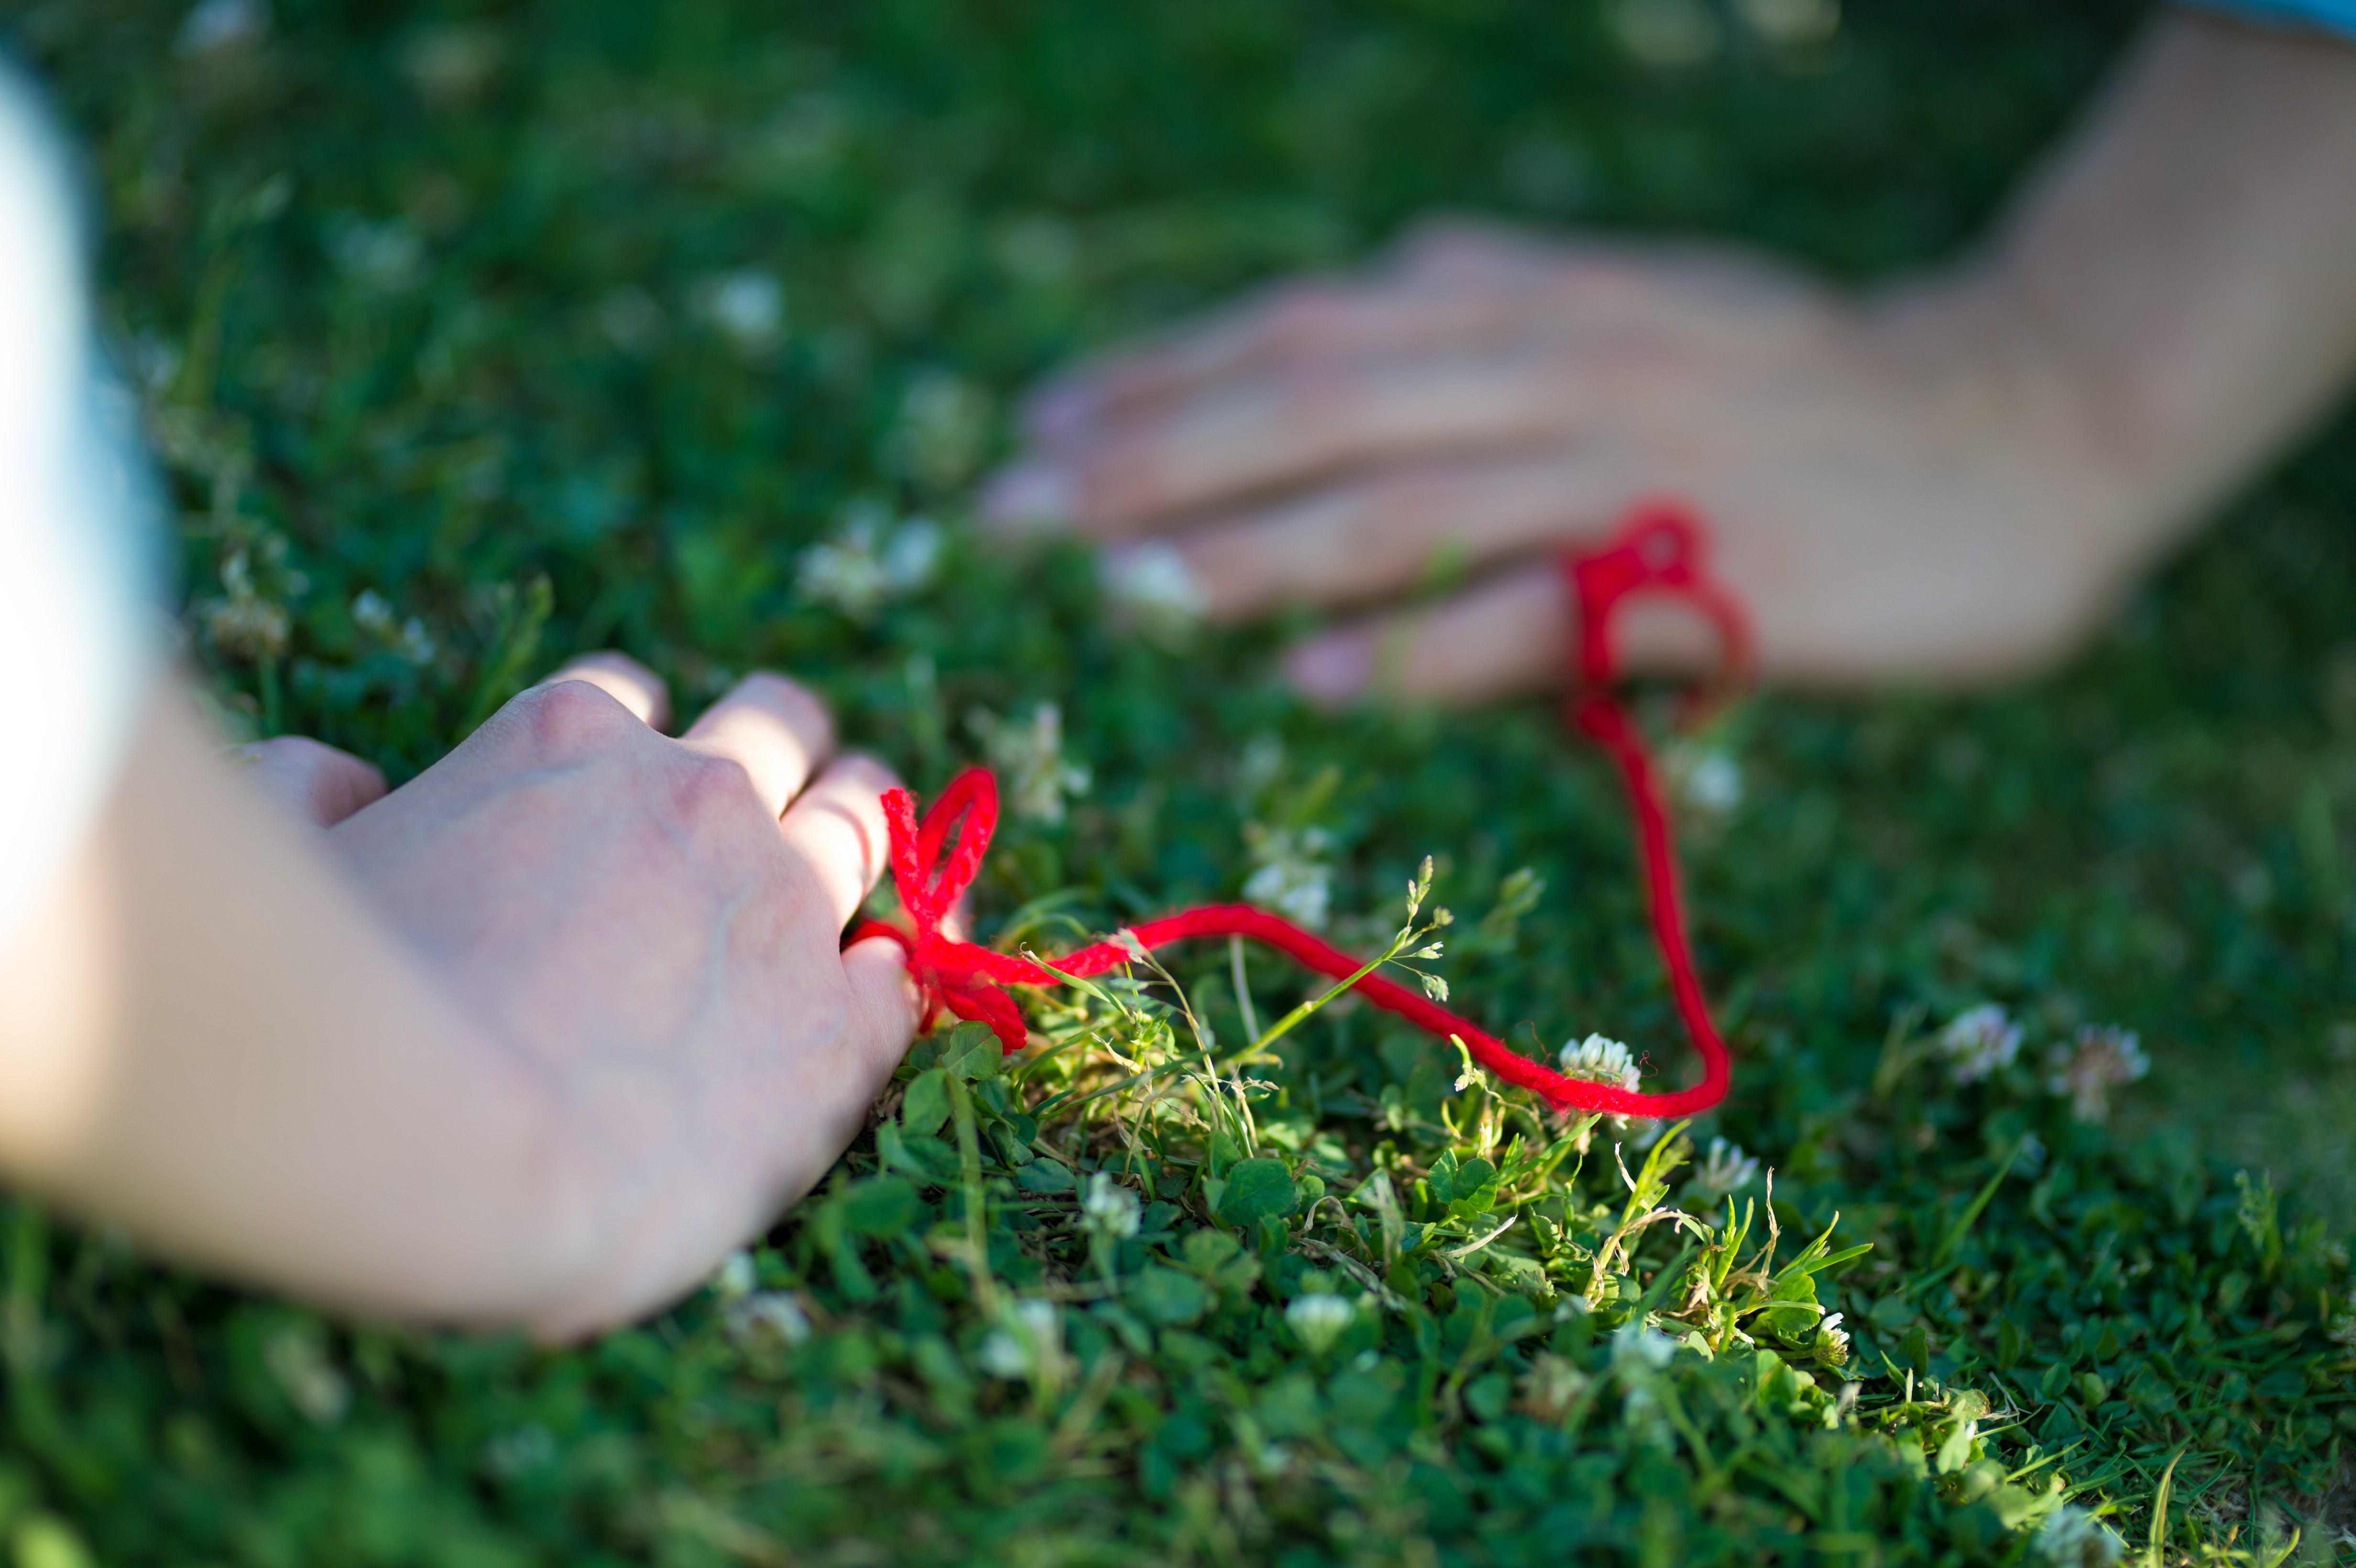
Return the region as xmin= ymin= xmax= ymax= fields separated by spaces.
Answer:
xmin=841 ymin=935 xmax=923 ymax=1074
xmin=1281 ymin=561 xmax=1727 ymax=708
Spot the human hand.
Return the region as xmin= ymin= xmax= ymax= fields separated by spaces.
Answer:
xmin=985 ymin=221 xmax=2162 ymax=699
xmin=317 ymin=654 xmax=914 ymax=1337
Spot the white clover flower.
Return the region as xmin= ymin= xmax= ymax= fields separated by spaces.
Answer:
xmin=324 ymin=215 xmax=425 ymax=292
xmin=2034 ymin=1504 xmax=2125 ymax=1568
xmin=202 ymin=551 xmax=292 ymax=662
xmin=978 ymin=1299 xmax=1063 ymax=1381
xmin=883 ymin=370 xmax=990 ymax=491
xmin=2326 ymin=1290 xmax=2356 ymax=1349
xmin=1559 ymin=1033 xmax=1642 ymax=1093
xmin=692 ymin=269 xmax=784 ymax=354
xmin=1101 ymin=541 xmax=1207 ymax=634
xmin=725 ymin=1291 xmax=812 ymax=1349
xmin=1937 ymin=1003 xmax=2023 ymax=1085
xmin=1688 ymin=1137 xmax=1761 ymax=1204
xmin=1665 ymin=740 xmax=1743 ymax=818
xmin=795 ymin=501 xmax=941 ymax=620
xmin=1812 ymin=1311 xmax=1852 ymax=1368
xmin=481 ymin=1423 xmax=556 ymax=1479
xmin=2045 ymin=1024 xmax=2150 ymax=1123
xmin=1285 ymin=1293 xmax=1355 ymax=1356
xmin=1080 ymin=1172 xmax=1141 ymax=1241
xmin=711 ymin=1248 xmax=756 ymax=1301
xmin=1610 ymin=1320 xmax=1676 ymax=1374
xmin=262 ymin=1324 xmax=349 ymax=1426
xmin=1242 ymin=823 xmax=1335 ymax=931
xmin=1519 ymin=1353 xmax=1591 ymax=1421
xmin=351 ymin=589 xmax=437 ymax=664
xmin=971 ymin=702 xmax=1090 ymax=825
xmin=177 ymin=0 xmax=268 ymax=57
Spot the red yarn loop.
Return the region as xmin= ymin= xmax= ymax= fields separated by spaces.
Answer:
xmin=858 ymin=503 xmax=1750 ymax=1118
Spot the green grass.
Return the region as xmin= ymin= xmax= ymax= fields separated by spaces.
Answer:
xmin=5 ymin=0 xmax=2354 ymax=1562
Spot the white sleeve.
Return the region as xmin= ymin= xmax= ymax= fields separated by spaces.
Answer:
xmin=0 ymin=67 xmax=159 ymax=950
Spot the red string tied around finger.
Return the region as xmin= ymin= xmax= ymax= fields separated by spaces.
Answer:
xmin=858 ymin=500 xmax=1751 ymax=1119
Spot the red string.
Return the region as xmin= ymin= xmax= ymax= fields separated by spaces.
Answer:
xmin=857 ymin=501 xmax=1750 ymax=1119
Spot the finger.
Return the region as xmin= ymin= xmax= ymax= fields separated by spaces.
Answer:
xmin=1385 ymin=215 xmax=1576 ymax=285
xmin=227 ymin=736 xmax=388 ymax=828
xmin=1283 ymin=562 xmax=1723 ymax=708
xmin=1107 ymin=452 xmax=1636 ymax=621
xmin=537 ymin=653 xmax=670 ymax=730
xmin=776 ymin=753 xmax=899 ymax=931
xmin=842 ymin=934 xmax=923 ymax=1072
xmin=1006 ymin=358 xmax=1591 ymax=537
xmin=1024 ymin=275 xmax=1532 ymax=446
xmin=679 ymin=672 xmax=835 ymax=818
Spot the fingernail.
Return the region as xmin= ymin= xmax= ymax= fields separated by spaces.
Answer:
xmin=977 ymin=460 xmax=1075 ymax=533
xmin=1284 ymin=632 xmax=1374 ymax=707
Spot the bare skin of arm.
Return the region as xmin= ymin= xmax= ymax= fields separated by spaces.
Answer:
xmin=984 ymin=11 xmax=2356 ymax=700
xmin=0 ymin=656 xmax=916 ymax=1340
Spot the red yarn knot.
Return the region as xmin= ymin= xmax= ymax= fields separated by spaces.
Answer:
xmin=857 ymin=501 xmax=1752 ymax=1118
xmin=853 ymin=768 xmax=1061 ymax=1054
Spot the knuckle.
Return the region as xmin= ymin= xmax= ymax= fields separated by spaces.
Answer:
xmin=737 ymin=671 xmax=833 ymax=746
xmin=668 ymin=751 xmax=766 ymax=833
xmin=502 ymin=678 xmax=638 ymax=759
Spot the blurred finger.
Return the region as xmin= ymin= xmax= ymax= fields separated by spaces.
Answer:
xmin=1110 ymin=452 xmax=1634 ymax=621
xmin=539 ymin=653 xmax=670 ymax=730
xmin=228 ymin=736 xmax=388 ymax=828
xmin=776 ymin=754 xmax=899 ymax=931
xmin=1283 ymin=562 xmax=1723 ymax=708
xmin=842 ymin=934 xmax=923 ymax=1070
xmin=1009 ymin=359 xmax=1589 ymax=537
xmin=1018 ymin=277 xmax=1527 ymax=452
xmin=680 ymin=672 xmax=835 ymax=817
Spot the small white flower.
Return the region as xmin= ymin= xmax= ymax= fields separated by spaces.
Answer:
xmin=1101 ymin=541 xmax=1207 ymax=633
xmin=1666 ymin=741 xmax=1743 ymax=818
xmin=2326 ymin=1290 xmax=2356 ymax=1348
xmin=1688 ymin=1137 xmax=1761 ymax=1204
xmin=971 ymin=702 xmax=1090 ymax=825
xmin=324 ymin=215 xmax=425 ymax=292
xmin=1812 ymin=1311 xmax=1852 ymax=1367
xmin=1080 ymin=1172 xmax=1141 ymax=1241
xmin=725 ymin=1291 xmax=812 ymax=1349
xmin=978 ymin=1299 xmax=1063 ymax=1381
xmin=795 ymin=501 xmax=940 ymax=620
xmin=1610 ymin=1320 xmax=1676 ymax=1374
xmin=712 ymin=1249 xmax=757 ymax=1300
xmin=1937 ymin=1004 xmax=2023 ymax=1085
xmin=693 ymin=269 xmax=784 ymax=354
xmin=883 ymin=370 xmax=990 ymax=491
xmin=1559 ymin=1033 xmax=1641 ymax=1093
xmin=2045 ymin=1024 xmax=2150 ymax=1123
xmin=482 ymin=1423 xmax=556 ymax=1479
xmin=351 ymin=589 xmax=436 ymax=664
xmin=177 ymin=0 xmax=267 ymax=57
xmin=1519 ymin=1353 xmax=1591 ymax=1420
xmin=262 ymin=1323 xmax=349 ymax=1427
xmin=1242 ymin=823 xmax=1334 ymax=931
xmin=2033 ymin=1503 xmax=2124 ymax=1568
xmin=202 ymin=550 xmax=291 ymax=662
xmin=1286 ymin=1294 xmax=1355 ymax=1356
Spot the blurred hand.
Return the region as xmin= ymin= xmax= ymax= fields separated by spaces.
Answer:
xmin=320 ymin=654 xmax=914 ymax=1336
xmin=985 ymin=221 xmax=2159 ymax=700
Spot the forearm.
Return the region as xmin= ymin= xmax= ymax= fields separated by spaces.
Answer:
xmin=0 ymin=684 xmax=581 ymax=1323
xmin=1969 ymin=8 xmax=2356 ymax=556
